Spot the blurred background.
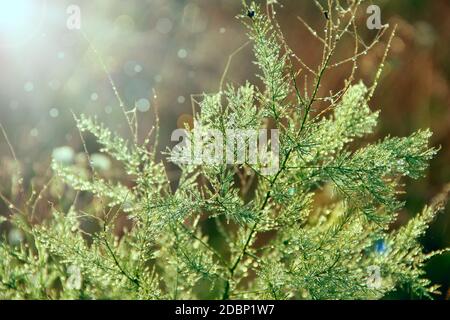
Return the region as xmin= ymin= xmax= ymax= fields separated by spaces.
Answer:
xmin=0 ymin=0 xmax=449 ymax=299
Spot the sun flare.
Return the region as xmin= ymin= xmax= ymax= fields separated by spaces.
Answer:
xmin=0 ymin=0 xmax=45 ymax=46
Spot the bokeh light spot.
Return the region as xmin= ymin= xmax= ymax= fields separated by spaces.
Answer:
xmin=154 ymin=74 xmax=163 ymax=83
xmin=24 ymin=82 xmax=34 ymax=92
xmin=115 ymin=15 xmax=135 ymax=32
xmin=178 ymin=49 xmax=188 ymax=59
xmin=30 ymin=128 xmax=39 ymax=137
xmin=49 ymin=80 xmax=61 ymax=91
xmin=105 ymin=106 xmax=113 ymax=114
xmin=49 ymin=108 xmax=59 ymax=118
xmin=136 ymin=98 xmax=150 ymax=112
xmin=124 ymin=61 xmax=143 ymax=77
xmin=156 ymin=18 xmax=173 ymax=34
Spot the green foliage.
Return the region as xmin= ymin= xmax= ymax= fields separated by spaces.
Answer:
xmin=0 ymin=0 xmax=448 ymax=300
